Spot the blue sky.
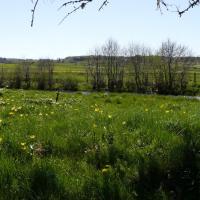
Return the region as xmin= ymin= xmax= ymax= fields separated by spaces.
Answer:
xmin=0 ymin=0 xmax=199 ymax=59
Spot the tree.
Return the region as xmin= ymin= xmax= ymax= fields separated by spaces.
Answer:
xmin=31 ymin=0 xmax=199 ymax=26
xmin=157 ymin=39 xmax=190 ymax=94
xmin=87 ymin=48 xmax=106 ymax=90
xmin=127 ymin=43 xmax=151 ymax=92
xmin=102 ymin=39 xmax=125 ymax=91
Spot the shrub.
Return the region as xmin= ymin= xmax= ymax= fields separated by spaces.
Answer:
xmin=63 ymin=77 xmax=78 ymax=91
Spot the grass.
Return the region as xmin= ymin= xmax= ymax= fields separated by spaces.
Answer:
xmin=0 ymin=89 xmax=200 ymax=199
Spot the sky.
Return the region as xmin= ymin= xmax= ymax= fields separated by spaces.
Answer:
xmin=0 ymin=0 xmax=199 ymax=59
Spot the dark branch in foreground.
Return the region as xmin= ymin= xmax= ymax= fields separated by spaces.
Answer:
xmin=31 ymin=0 xmax=108 ymax=26
xmin=157 ymin=0 xmax=200 ymax=16
xmin=177 ymin=0 xmax=200 ymax=16
xmin=31 ymin=0 xmax=39 ymax=27
xmin=58 ymin=0 xmax=108 ymax=24
xmin=30 ymin=0 xmax=199 ymax=26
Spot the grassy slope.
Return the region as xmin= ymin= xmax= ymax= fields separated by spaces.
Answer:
xmin=0 ymin=89 xmax=200 ymax=199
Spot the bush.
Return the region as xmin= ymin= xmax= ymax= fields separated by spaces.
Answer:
xmin=63 ymin=77 xmax=78 ymax=91
xmin=125 ymin=81 xmax=136 ymax=92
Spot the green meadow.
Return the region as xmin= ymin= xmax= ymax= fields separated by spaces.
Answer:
xmin=1 ymin=62 xmax=200 ymax=88
xmin=0 ymin=89 xmax=200 ymax=199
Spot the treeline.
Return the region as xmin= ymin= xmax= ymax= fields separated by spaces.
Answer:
xmin=86 ymin=38 xmax=200 ymax=95
xmin=0 ymin=39 xmax=199 ymax=95
xmin=0 ymin=60 xmax=80 ymax=91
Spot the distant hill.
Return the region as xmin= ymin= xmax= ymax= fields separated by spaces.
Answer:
xmin=1 ymin=56 xmax=200 ymax=65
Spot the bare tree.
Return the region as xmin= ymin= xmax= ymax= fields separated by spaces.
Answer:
xmin=87 ymin=48 xmax=105 ymax=90
xmin=127 ymin=43 xmax=151 ymax=92
xmin=22 ymin=61 xmax=32 ymax=89
xmin=158 ymin=39 xmax=190 ymax=94
xmin=102 ymin=39 xmax=125 ymax=91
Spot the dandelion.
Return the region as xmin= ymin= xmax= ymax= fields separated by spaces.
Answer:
xmin=29 ymin=135 xmax=36 ymax=139
xmin=95 ymin=108 xmax=100 ymax=112
xmin=11 ymin=106 xmax=15 ymax=111
xmin=20 ymin=114 xmax=24 ymax=117
xmin=102 ymin=168 xmax=109 ymax=174
xmin=122 ymin=121 xmax=126 ymax=125
xmin=39 ymin=113 xmax=43 ymax=116
xmin=108 ymin=115 xmax=112 ymax=119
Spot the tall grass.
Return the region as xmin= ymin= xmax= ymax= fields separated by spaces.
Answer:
xmin=0 ymin=89 xmax=199 ymax=199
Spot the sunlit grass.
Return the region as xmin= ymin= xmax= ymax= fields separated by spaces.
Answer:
xmin=0 ymin=89 xmax=200 ymax=199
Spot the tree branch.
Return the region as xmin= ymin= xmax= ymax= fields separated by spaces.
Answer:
xmin=31 ymin=0 xmax=199 ymax=27
xmin=157 ymin=0 xmax=200 ymax=16
xmin=31 ymin=0 xmax=39 ymax=27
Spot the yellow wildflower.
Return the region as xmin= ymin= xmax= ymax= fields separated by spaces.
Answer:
xmin=95 ymin=108 xmax=100 ymax=112
xmin=122 ymin=121 xmax=126 ymax=125
xmin=29 ymin=135 xmax=36 ymax=139
xmin=21 ymin=142 xmax=26 ymax=146
xmin=108 ymin=115 xmax=112 ymax=119
xmin=165 ymin=110 xmax=170 ymax=113
xmin=11 ymin=106 xmax=16 ymax=111
xmin=102 ymin=168 xmax=109 ymax=174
